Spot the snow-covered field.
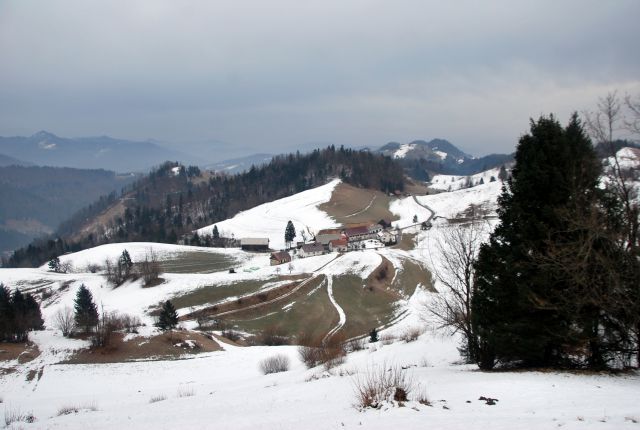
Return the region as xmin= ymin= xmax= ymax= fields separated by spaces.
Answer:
xmin=197 ymin=179 xmax=341 ymax=250
xmin=2 ymin=328 xmax=638 ymax=429
xmin=3 ymin=169 xmax=639 ymax=429
xmin=429 ymin=167 xmax=502 ymax=191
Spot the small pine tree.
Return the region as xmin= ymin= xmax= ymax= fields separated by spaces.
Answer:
xmin=284 ymin=220 xmax=296 ymax=248
xmin=369 ymin=327 xmax=378 ymax=343
xmin=413 ymin=215 xmax=418 ymax=223
xmin=48 ymin=257 xmax=61 ymax=273
xmin=212 ymin=225 xmax=220 ymax=240
xmin=74 ymin=284 xmax=99 ymax=333
xmin=156 ymin=300 xmax=178 ymax=332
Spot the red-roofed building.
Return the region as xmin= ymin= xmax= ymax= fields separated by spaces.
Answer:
xmin=329 ymin=238 xmax=348 ymax=253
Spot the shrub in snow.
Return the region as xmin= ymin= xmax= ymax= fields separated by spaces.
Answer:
xmin=400 ymin=327 xmax=423 ymax=343
xmin=352 ymin=364 xmax=415 ymax=409
xmin=56 ymin=403 xmax=98 ymax=416
xmin=4 ymin=407 xmax=36 ymax=426
xmin=53 ymin=306 xmax=75 ymax=337
xmin=260 ymin=354 xmax=291 ymax=374
xmin=297 ymin=333 xmax=346 ymax=370
xmin=369 ymin=328 xmax=378 ymax=343
xmin=149 ymin=394 xmax=167 ymax=403
xmin=257 ymin=325 xmax=289 ymax=346
xmin=176 ymin=387 xmax=195 ymax=398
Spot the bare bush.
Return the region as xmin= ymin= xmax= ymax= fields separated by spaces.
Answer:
xmin=380 ymin=334 xmax=396 ymax=345
xmin=86 ymin=263 xmax=101 ymax=274
xmin=108 ymin=312 xmax=142 ymax=333
xmin=177 ymin=387 xmax=195 ymax=398
xmin=91 ymin=307 xmax=117 ymax=348
xmin=259 ymin=354 xmax=291 ymax=374
xmin=257 ymin=325 xmax=289 ymax=346
xmin=221 ymin=328 xmax=242 ymax=342
xmin=53 ymin=306 xmax=75 ymax=337
xmin=298 ymin=333 xmax=346 ymax=369
xmin=149 ymin=394 xmax=167 ymax=403
xmin=352 ymin=363 xmax=415 ymax=409
xmin=4 ymin=407 xmax=36 ymax=426
xmin=137 ymin=248 xmax=162 ymax=286
xmin=346 ymin=338 xmax=366 ymax=353
xmin=400 ymin=327 xmax=423 ymax=343
xmin=56 ymin=403 xmax=98 ymax=416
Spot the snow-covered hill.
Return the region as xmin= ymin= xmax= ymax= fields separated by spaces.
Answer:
xmin=197 ymin=179 xmax=342 ymax=250
xmin=4 ymin=170 xmax=639 ymax=429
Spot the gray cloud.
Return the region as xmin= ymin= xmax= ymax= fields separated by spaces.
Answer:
xmin=1 ymin=0 xmax=639 ymax=159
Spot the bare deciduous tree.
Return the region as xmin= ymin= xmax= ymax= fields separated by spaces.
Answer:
xmin=54 ymin=306 xmax=75 ymax=337
xmin=583 ymin=91 xmax=640 ymax=367
xmin=423 ymin=220 xmax=488 ymax=362
xmin=138 ymin=248 xmax=162 ymax=286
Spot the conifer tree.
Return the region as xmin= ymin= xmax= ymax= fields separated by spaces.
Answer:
xmin=284 ymin=221 xmax=296 ymax=248
xmin=48 ymin=256 xmax=61 ymax=273
xmin=156 ymin=300 xmax=179 ymax=332
xmin=212 ymin=225 xmax=220 ymax=240
xmin=472 ymin=114 xmax=604 ymax=369
xmin=74 ymin=284 xmax=99 ymax=333
xmin=0 ymin=284 xmax=13 ymax=341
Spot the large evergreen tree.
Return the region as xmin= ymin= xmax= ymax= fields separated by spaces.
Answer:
xmin=74 ymin=284 xmax=99 ymax=333
xmin=471 ymin=114 xmax=607 ymax=369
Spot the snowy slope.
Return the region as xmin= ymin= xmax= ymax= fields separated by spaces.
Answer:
xmin=391 ymin=181 xmax=502 ymax=226
xmin=197 ymin=179 xmax=341 ymax=250
xmin=429 ymin=167 xmax=502 ymax=191
xmin=1 ymin=329 xmax=638 ymax=429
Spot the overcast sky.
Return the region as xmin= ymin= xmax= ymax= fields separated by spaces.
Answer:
xmin=1 ymin=0 xmax=639 ymax=159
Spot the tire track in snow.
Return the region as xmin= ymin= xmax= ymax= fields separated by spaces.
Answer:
xmin=323 ymin=275 xmax=346 ymax=343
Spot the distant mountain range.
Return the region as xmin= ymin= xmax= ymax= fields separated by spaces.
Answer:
xmin=0 ymin=131 xmax=196 ymax=173
xmin=376 ymin=139 xmax=514 ymax=178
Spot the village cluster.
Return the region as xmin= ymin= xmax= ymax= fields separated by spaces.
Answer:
xmin=238 ymin=220 xmax=403 ymax=266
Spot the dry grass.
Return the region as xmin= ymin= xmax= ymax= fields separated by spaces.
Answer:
xmin=352 ymin=363 xmax=415 ymax=409
xmin=177 ymin=387 xmax=195 ymax=398
xmin=56 ymin=402 xmax=98 ymax=416
xmin=149 ymin=394 xmax=167 ymax=403
xmin=4 ymin=406 xmax=36 ymax=426
xmin=259 ymin=354 xmax=291 ymax=374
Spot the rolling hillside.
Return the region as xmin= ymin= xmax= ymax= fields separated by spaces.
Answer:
xmin=1 ymin=169 xmax=638 ymax=429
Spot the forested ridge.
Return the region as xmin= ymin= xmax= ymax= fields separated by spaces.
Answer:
xmin=5 ymin=146 xmax=405 ymax=267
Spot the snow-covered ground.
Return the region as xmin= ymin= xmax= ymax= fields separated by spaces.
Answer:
xmin=197 ymin=179 xmax=341 ymax=250
xmin=3 ymin=164 xmax=639 ymax=429
xmin=429 ymin=167 xmax=503 ymax=191
xmin=2 ymin=327 xmax=638 ymax=430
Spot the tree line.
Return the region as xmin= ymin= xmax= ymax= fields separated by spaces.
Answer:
xmin=4 ymin=146 xmax=405 ymax=268
xmin=0 ymin=284 xmax=43 ymax=342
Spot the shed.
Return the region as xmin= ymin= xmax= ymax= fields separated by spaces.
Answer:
xmin=240 ymin=237 xmax=270 ymax=251
xmin=270 ymin=251 xmax=292 ymax=266
xmin=299 ymin=243 xmax=325 ymax=258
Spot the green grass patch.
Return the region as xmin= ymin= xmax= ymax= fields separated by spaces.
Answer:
xmin=170 ymin=279 xmax=274 ymax=310
xmin=331 ymin=274 xmax=399 ymax=339
xmin=226 ymin=276 xmax=337 ymax=340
